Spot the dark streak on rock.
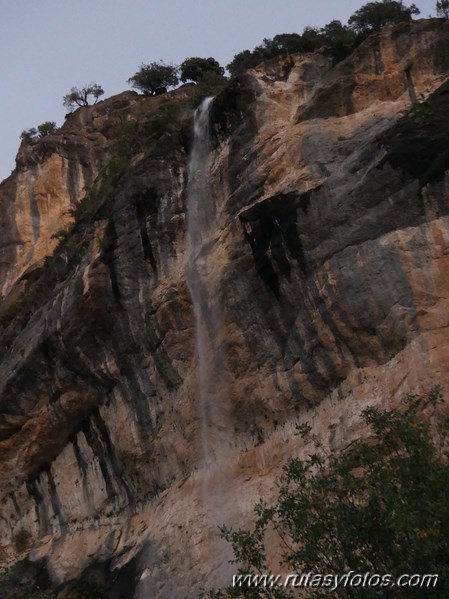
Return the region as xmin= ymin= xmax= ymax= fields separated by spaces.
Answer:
xmin=134 ymin=193 xmax=158 ymax=271
xmin=92 ymin=409 xmax=135 ymax=507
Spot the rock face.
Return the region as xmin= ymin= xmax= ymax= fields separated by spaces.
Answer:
xmin=0 ymin=91 xmax=143 ymax=298
xmin=1 ymin=18 xmax=449 ymax=598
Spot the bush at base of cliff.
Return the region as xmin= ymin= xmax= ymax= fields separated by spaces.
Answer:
xmin=205 ymin=387 xmax=449 ymax=598
xmin=0 ymin=563 xmax=54 ymax=599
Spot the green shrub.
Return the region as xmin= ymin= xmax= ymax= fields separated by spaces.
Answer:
xmin=226 ymin=1 xmax=421 ymax=77
xmin=348 ymin=1 xmax=420 ymax=34
xmin=180 ymin=57 xmax=225 ymax=83
xmin=409 ymin=98 xmax=433 ymax=123
xmin=127 ymin=61 xmax=179 ymax=95
xmin=20 ymin=128 xmax=38 ymax=141
xmin=37 ymin=122 xmax=57 ymax=137
xmin=207 ymin=387 xmax=449 ymax=598
xmin=436 ymin=0 xmax=449 ymax=18
xmin=191 ymin=71 xmax=228 ymax=107
xmin=143 ymin=101 xmax=182 ymax=138
xmin=0 ymin=563 xmax=54 ymax=599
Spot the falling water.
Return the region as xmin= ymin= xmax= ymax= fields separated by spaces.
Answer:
xmin=186 ymin=97 xmax=214 ymax=246
xmin=185 ymin=96 xmax=218 ymax=466
xmin=184 ymin=97 xmax=235 ymax=591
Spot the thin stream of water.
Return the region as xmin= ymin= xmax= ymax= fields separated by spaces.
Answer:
xmin=185 ymin=97 xmax=217 ymax=467
xmin=184 ymin=98 xmax=234 ymax=591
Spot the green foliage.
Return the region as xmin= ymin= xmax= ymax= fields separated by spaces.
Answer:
xmin=409 ymin=98 xmax=433 ymax=123
xmin=226 ymin=50 xmax=257 ymax=77
xmin=21 ymin=122 xmax=57 ymax=140
xmin=72 ymin=156 xmax=127 ymax=222
xmin=180 ymin=56 xmax=225 ymax=83
xmin=227 ymin=45 xmax=269 ymax=76
xmin=209 ymin=387 xmax=449 ymax=598
xmin=320 ymin=20 xmax=360 ymax=63
xmin=191 ymin=71 xmax=228 ymax=107
xmin=143 ymin=101 xmax=182 ymax=137
xmin=114 ymin=102 xmax=184 ymax=149
xmin=20 ymin=128 xmax=37 ymax=141
xmin=37 ymin=121 xmax=57 ymax=137
xmin=348 ymin=1 xmax=420 ymax=34
xmin=63 ymin=83 xmax=104 ymax=111
xmin=226 ymin=1 xmax=421 ymax=77
xmin=127 ymin=61 xmax=179 ymax=95
xmin=226 ymin=24 xmax=358 ymax=76
xmin=0 ymin=563 xmax=54 ymax=599
xmin=65 ymin=99 xmax=183 ymax=226
xmin=113 ymin=118 xmax=140 ymax=157
xmin=436 ymin=0 xmax=449 ymax=17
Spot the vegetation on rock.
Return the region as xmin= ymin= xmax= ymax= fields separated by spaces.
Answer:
xmin=227 ymin=0 xmax=420 ymax=76
xmin=20 ymin=128 xmax=38 ymax=140
xmin=37 ymin=121 xmax=57 ymax=137
xmin=348 ymin=0 xmax=420 ymax=34
xmin=180 ymin=57 xmax=225 ymax=83
xmin=206 ymin=387 xmax=449 ymax=598
xmin=20 ymin=122 xmax=57 ymax=140
xmin=63 ymin=83 xmax=104 ymax=111
xmin=127 ymin=61 xmax=179 ymax=95
xmin=0 ymin=563 xmax=109 ymax=599
xmin=0 ymin=563 xmax=54 ymax=599
xmin=436 ymin=0 xmax=449 ymax=17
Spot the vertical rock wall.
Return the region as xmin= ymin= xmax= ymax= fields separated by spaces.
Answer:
xmin=0 ymin=19 xmax=449 ymax=598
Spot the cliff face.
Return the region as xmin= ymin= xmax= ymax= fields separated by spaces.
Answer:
xmin=1 ymin=19 xmax=449 ymax=598
xmin=0 ymin=92 xmax=146 ymax=298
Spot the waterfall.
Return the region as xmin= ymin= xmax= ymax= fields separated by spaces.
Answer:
xmin=185 ymin=98 xmax=234 ymax=590
xmin=186 ymin=97 xmax=214 ymax=246
xmin=185 ymin=97 xmax=218 ymax=467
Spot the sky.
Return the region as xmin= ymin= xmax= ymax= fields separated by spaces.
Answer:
xmin=0 ymin=0 xmax=438 ymax=183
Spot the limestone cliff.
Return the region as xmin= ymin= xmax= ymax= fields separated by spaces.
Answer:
xmin=1 ymin=18 xmax=449 ymax=598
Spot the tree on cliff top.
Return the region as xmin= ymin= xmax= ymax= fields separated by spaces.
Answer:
xmin=127 ymin=61 xmax=179 ymax=95
xmin=206 ymin=387 xmax=449 ymax=598
xmin=348 ymin=0 xmax=420 ymax=34
xmin=63 ymin=83 xmax=104 ymax=111
xmin=226 ymin=32 xmax=322 ymax=77
xmin=37 ymin=121 xmax=57 ymax=137
xmin=436 ymin=0 xmax=449 ymax=18
xmin=226 ymin=0 xmax=421 ymax=77
xmin=20 ymin=122 xmax=57 ymax=141
xmin=180 ymin=57 xmax=225 ymax=84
